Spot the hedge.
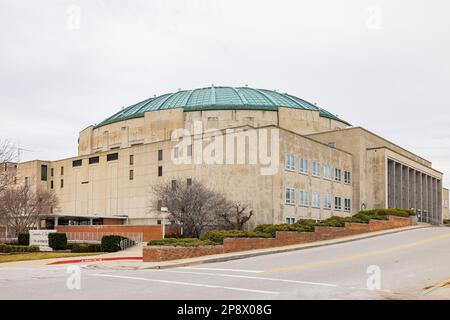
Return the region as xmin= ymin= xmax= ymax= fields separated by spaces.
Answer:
xmin=255 ymin=220 xmax=317 ymax=236
xmin=358 ymin=208 xmax=415 ymax=217
xmin=148 ymin=238 xmax=217 ymax=247
xmin=48 ymin=233 xmax=68 ymax=250
xmin=444 ymin=219 xmax=450 ymax=225
xmin=200 ymin=230 xmax=272 ymax=244
xmin=70 ymin=243 xmax=103 ymax=253
xmin=0 ymin=244 xmax=39 ymax=253
xmin=18 ymin=233 xmax=29 ymax=246
xmin=101 ymin=235 xmax=135 ymax=252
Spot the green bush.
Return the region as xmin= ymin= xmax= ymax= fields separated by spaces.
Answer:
xmin=70 ymin=243 xmax=103 ymax=253
xmin=0 ymin=244 xmax=39 ymax=253
xmin=318 ymin=216 xmax=354 ymax=228
xmin=200 ymin=230 xmax=272 ymax=244
xmin=18 ymin=233 xmax=29 ymax=246
xmin=254 ymin=220 xmax=317 ymax=236
xmin=357 ymin=208 xmax=415 ymax=217
xmin=443 ymin=219 xmax=450 ymax=225
xmin=148 ymin=238 xmax=217 ymax=247
xmin=101 ymin=235 xmax=135 ymax=252
xmin=48 ymin=233 xmax=68 ymax=250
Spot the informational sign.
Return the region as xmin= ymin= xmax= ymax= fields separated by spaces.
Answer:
xmin=29 ymin=230 xmax=57 ymax=251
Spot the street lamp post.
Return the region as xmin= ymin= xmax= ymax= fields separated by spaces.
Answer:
xmin=160 ymin=207 xmax=168 ymax=239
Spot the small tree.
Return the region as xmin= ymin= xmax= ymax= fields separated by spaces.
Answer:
xmin=151 ymin=180 xmax=233 ymax=237
xmin=0 ymin=140 xmax=16 ymax=196
xmin=0 ymin=186 xmax=58 ymax=236
xmin=217 ymin=204 xmax=254 ymax=230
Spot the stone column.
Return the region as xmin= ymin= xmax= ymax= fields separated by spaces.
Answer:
xmin=395 ymin=162 xmax=402 ymax=208
xmin=416 ymin=171 xmax=422 ymax=213
xmin=423 ymin=174 xmax=428 ymax=222
xmin=402 ymin=165 xmax=409 ymax=209
xmin=409 ymin=168 xmax=416 ymax=210
xmin=388 ymin=160 xmax=396 ymax=208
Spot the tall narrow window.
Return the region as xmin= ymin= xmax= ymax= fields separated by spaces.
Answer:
xmin=158 ymin=150 xmax=163 ymax=161
xmin=171 ymin=180 xmax=177 ymax=190
xmin=312 ymin=161 xmax=320 ymax=177
xmin=300 ymin=159 xmax=309 ymax=174
xmin=344 ymin=198 xmax=351 ymax=212
xmin=334 ymin=196 xmax=342 ymax=210
xmin=187 ymin=178 xmax=192 ymax=186
xmin=312 ymin=192 xmax=320 ymax=208
xmin=344 ymin=171 xmax=351 ymax=184
xmin=187 ymin=145 xmax=192 ymax=157
xmin=61 ymin=167 xmax=64 ymax=176
xmin=50 ymin=181 xmax=54 ymax=189
xmin=24 ymin=177 xmax=29 ymax=188
xmin=41 ymin=165 xmax=48 ymax=181
xmin=51 ymin=168 xmax=54 ymax=177
xmin=129 ymin=155 xmax=134 ymax=165
xmin=129 ymin=170 xmax=134 ymax=181
xmin=60 ymin=179 xmax=64 ymax=188
xmin=285 ymin=187 xmax=296 ymax=205
xmin=158 ymin=166 xmax=163 ymax=177
xmin=334 ymin=168 xmax=342 ymax=182
xmin=300 ymin=190 xmax=309 ymax=206
xmin=285 ymin=154 xmax=295 ymax=171
xmin=173 ymin=147 xmax=179 ymax=159
xmin=323 ymin=165 xmax=331 ymax=180
xmin=324 ymin=193 xmax=331 ymax=209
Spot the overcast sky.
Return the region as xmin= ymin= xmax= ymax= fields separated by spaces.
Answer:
xmin=1 ymin=0 xmax=449 ymax=186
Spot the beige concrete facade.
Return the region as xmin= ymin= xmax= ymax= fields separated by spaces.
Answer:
xmin=16 ymin=108 xmax=447 ymax=227
xmin=443 ymin=188 xmax=449 ymax=220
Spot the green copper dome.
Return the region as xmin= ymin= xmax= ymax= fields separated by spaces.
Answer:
xmin=96 ymin=86 xmax=350 ymax=128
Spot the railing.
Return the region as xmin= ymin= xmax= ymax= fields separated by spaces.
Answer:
xmin=65 ymin=232 xmax=144 ymax=245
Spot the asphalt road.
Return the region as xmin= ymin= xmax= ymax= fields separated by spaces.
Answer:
xmin=0 ymin=227 xmax=449 ymax=300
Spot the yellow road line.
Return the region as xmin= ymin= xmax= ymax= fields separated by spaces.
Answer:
xmin=264 ymin=232 xmax=450 ymax=274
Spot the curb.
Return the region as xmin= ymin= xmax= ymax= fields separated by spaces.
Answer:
xmin=47 ymin=256 xmax=142 ymax=265
xmin=142 ymin=225 xmax=430 ymax=270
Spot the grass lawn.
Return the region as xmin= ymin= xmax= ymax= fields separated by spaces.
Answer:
xmin=0 ymin=252 xmax=102 ymax=263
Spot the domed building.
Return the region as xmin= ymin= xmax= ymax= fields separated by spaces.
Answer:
xmin=17 ymin=86 xmax=446 ymax=236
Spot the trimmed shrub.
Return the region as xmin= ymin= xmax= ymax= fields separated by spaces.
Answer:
xmin=101 ymin=235 xmax=135 ymax=252
xmin=70 ymin=243 xmax=103 ymax=253
xmin=254 ymin=220 xmax=317 ymax=236
xmin=48 ymin=233 xmax=68 ymax=250
xmin=357 ymin=208 xmax=415 ymax=217
xmin=18 ymin=233 xmax=29 ymax=246
xmin=318 ymin=216 xmax=354 ymax=228
xmin=200 ymin=230 xmax=272 ymax=244
xmin=148 ymin=238 xmax=217 ymax=247
xmin=443 ymin=219 xmax=450 ymax=225
xmin=0 ymin=244 xmax=39 ymax=253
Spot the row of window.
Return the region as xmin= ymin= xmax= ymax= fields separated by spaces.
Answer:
xmin=285 ymin=187 xmax=351 ymax=211
xmin=285 ymin=154 xmax=351 ymax=184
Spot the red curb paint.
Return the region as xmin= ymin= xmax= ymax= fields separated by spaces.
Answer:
xmin=47 ymin=256 xmax=143 ymax=265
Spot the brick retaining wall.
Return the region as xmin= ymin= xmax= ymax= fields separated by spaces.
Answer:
xmin=142 ymin=216 xmax=413 ymax=262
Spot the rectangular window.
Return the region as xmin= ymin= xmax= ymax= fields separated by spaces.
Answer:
xmin=300 ymin=159 xmax=309 ymax=175
xmin=334 ymin=168 xmax=342 ymax=182
xmin=187 ymin=178 xmax=192 ymax=186
xmin=61 ymin=167 xmax=64 ymax=176
xmin=129 ymin=170 xmax=134 ymax=181
xmin=89 ymin=156 xmax=99 ymax=165
xmin=173 ymin=147 xmax=179 ymax=159
xmin=285 ymin=154 xmax=295 ymax=171
xmin=187 ymin=145 xmax=193 ymax=157
xmin=24 ymin=177 xmax=29 ymax=188
xmin=285 ymin=217 xmax=296 ymax=225
xmin=324 ymin=193 xmax=331 ymax=209
xmin=344 ymin=198 xmax=351 ymax=212
xmin=107 ymin=153 xmax=119 ymax=162
xmin=323 ymin=165 xmax=331 ymax=180
xmin=344 ymin=170 xmax=351 ymax=184
xmin=285 ymin=187 xmax=296 ymax=205
xmin=312 ymin=161 xmax=320 ymax=177
xmin=300 ymin=190 xmax=309 ymax=206
xmin=41 ymin=165 xmax=48 ymax=181
xmin=50 ymin=180 xmax=54 ymax=189
xmin=51 ymin=168 xmax=54 ymax=177
xmin=72 ymin=159 xmax=82 ymax=167
xmin=158 ymin=166 xmax=163 ymax=177
xmin=334 ymin=196 xmax=342 ymax=210
xmin=60 ymin=179 xmax=64 ymax=188
xmin=129 ymin=155 xmax=134 ymax=165
xmin=171 ymin=180 xmax=177 ymax=190
xmin=158 ymin=150 xmax=163 ymax=161
xmin=312 ymin=192 xmax=320 ymax=208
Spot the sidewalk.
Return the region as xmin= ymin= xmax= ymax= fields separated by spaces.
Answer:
xmin=0 ymin=224 xmax=429 ymax=269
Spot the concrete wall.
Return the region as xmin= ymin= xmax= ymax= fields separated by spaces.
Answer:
xmin=443 ymin=188 xmax=449 ymax=220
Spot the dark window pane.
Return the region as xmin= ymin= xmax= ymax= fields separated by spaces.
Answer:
xmin=72 ymin=159 xmax=82 ymax=167
xmin=158 ymin=166 xmax=163 ymax=176
xmin=158 ymin=150 xmax=163 ymax=161
xmin=107 ymin=153 xmax=119 ymax=161
xmin=89 ymin=156 xmax=99 ymax=164
xmin=41 ymin=165 xmax=48 ymax=181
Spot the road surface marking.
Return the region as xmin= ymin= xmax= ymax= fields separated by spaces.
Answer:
xmin=179 ymin=267 xmax=263 ymax=273
xmin=264 ymin=232 xmax=450 ymax=273
xmin=91 ymin=273 xmax=279 ymax=295
xmin=153 ymin=269 xmax=337 ymax=287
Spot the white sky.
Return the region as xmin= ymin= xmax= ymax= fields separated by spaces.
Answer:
xmin=1 ymin=0 xmax=449 ymax=186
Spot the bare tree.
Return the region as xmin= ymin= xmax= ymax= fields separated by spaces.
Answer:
xmin=0 ymin=140 xmax=16 ymax=195
xmin=0 ymin=186 xmax=58 ymax=236
xmin=216 ymin=203 xmax=254 ymax=230
xmin=151 ymin=179 xmax=233 ymax=237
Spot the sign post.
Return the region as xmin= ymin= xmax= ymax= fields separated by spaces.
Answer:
xmin=160 ymin=207 xmax=168 ymax=239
